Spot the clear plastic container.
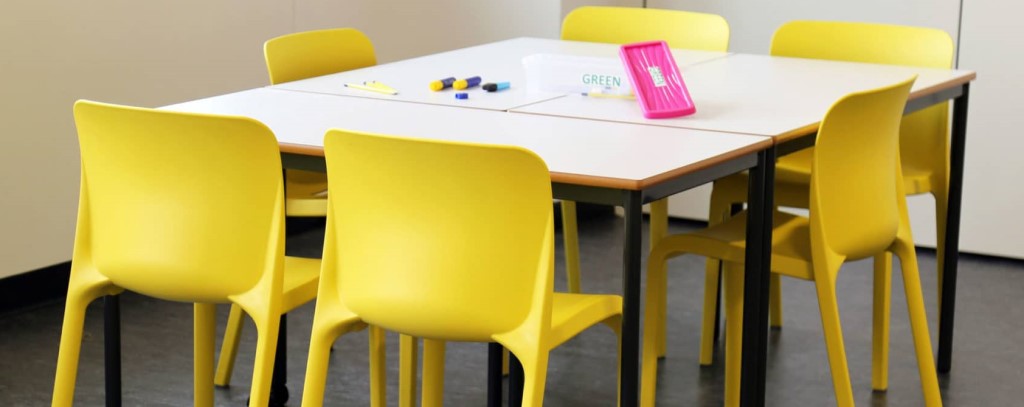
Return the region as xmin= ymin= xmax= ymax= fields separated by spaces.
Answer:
xmin=522 ymin=54 xmax=633 ymax=95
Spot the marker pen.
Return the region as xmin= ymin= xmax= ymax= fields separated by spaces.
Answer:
xmin=429 ymin=77 xmax=456 ymax=91
xmin=482 ymin=82 xmax=510 ymax=92
xmin=453 ymin=76 xmax=482 ymax=90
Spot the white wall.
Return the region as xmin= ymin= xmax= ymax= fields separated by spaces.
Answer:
xmin=957 ymin=0 xmax=1024 ymax=257
xmin=0 ymin=0 xmax=560 ymax=279
xmin=296 ymin=0 xmax=561 ymax=63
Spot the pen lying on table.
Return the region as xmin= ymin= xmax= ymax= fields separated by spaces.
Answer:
xmin=345 ymin=81 xmax=399 ymax=95
xmin=581 ymin=91 xmax=635 ymax=100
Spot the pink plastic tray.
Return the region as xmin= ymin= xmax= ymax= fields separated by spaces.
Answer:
xmin=619 ymin=41 xmax=696 ymax=119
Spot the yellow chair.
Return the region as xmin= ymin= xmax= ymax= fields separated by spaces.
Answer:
xmin=641 ymin=77 xmax=943 ymax=406
xmin=697 ymin=21 xmax=954 ymax=381
xmin=268 ymin=26 xmax=376 ymax=218
xmin=265 ymin=27 xmax=376 ymax=219
xmin=562 ymin=6 xmax=729 ymax=52
xmin=560 ymin=5 xmax=730 ymax=363
xmin=214 ymin=27 xmax=379 ymax=387
xmin=54 ymin=101 xmax=323 ymax=406
xmin=300 ymin=130 xmax=623 ymax=407
xmin=268 ymin=27 xmax=376 ymax=218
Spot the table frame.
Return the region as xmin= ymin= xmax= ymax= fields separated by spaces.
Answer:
xmin=936 ymin=82 xmax=969 ymax=373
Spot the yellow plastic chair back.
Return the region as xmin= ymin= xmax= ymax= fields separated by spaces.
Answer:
xmin=264 ymin=28 xmax=377 ymax=84
xmin=561 ymin=6 xmax=729 ymax=51
xmin=771 ymin=21 xmax=952 ymax=67
xmin=73 ymin=101 xmax=285 ymax=302
xmin=810 ymin=76 xmax=917 ymax=264
xmin=322 ymin=130 xmax=555 ymax=342
xmin=772 ymin=20 xmax=953 ymax=192
xmin=54 ymin=100 xmax=285 ymax=406
xmin=806 ymin=77 xmax=934 ymax=406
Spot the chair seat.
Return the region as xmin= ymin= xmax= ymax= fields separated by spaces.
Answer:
xmin=549 ymin=293 xmax=623 ymax=348
xmin=713 ymin=153 xmax=938 ymax=212
xmin=660 ymin=210 xmax=815 ymax=280
xmin=282 ymin=256 xmax=321 ymax=312
xmin=285 ymin=169 xmax=329 ymax=216
xmin=900 ymin=160 xmax=940 ymax=195
xmin=776 ymin=149 xmax=938 ymax=196
xmin=775 ymin=148 xmax=814 ymax=184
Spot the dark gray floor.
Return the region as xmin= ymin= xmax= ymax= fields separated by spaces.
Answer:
xmin=2 ymin=213 xmax=1022 ymax=406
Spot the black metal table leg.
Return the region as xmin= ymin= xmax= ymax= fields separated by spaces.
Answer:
xmin=487 ymin=343 xmax=503 ymax=407
xmin=508 ymin=352 xmax=524 ymax=406
xmin=268 ymin=167 xmax=291 ymax=406
xmin=740 ymin=148 xmax=775 ymax=407
xmin=269 ymin=314 xmax=289 ymax=406
xmin=938 ymin=83 xmax=970 ymax=373
xmin=104 ymin=295 xmax=122 ymax=407
xmin=620 ymin=191 xmax=643 ymax=407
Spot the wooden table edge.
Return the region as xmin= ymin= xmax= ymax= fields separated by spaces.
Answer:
xmin=552 ymin=138 xmax=773 ymax=190
xmin=281 ymin=139 xmax=774 ymax=192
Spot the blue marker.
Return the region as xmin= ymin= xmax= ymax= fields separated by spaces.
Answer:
xmin=482 ymin=82 xmax=510 ymax=92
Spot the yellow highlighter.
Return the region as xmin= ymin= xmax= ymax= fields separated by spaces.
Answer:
xmin=345 ymin=81 xmax=398 ymax=95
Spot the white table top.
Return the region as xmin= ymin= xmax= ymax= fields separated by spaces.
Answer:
xmin=512 ymin=53 xmax=976 ymax=139
xmin=270 ymin=37 xmax=730 ymax=112
xmin=162 ymin=88 xmax=769 ymax=190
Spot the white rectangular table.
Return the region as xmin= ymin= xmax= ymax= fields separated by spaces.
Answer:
xmin=272 ymin=37 xmax=729 ymax=112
